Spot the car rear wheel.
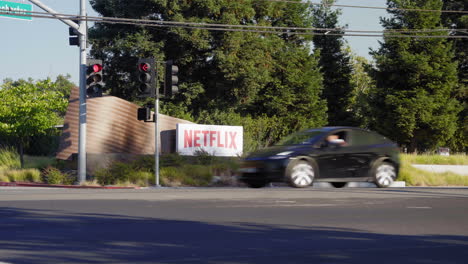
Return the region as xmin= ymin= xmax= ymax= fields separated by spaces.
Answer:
xmin=373 ymin=162 xmax=396 ymax=188
xmin=331 ymin=182 xmax=347 ymax=188
xmin=287 ymin=160 xmax=315 ymax=188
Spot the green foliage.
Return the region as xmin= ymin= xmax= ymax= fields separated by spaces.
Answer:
xmin=161 ymin=165 xmax=212 ymax=187
xmin=0 ymin=79 xmax=68 ymax=166
xmin=398 ymin=162 xmax=468 ymax=186
xmin=92 ymin=153 xmax=239 ymax=187
xmin=312 ymin=0 xmax=354 ymax=126
xmin=370 ymin=0 xmax=462 ymax=152
xmin=0 ymin=147 xmax=20 ymax=171
xmin=347 ymin=48 xmax=376 ymax=128
xmin=41 ymin=166 xmax=75 ymax=185
xmin=24 ymin=155 xmax=57 ymax=170
xmin=401 ymin=153 xmax=468 ymax=165
xmin=89 ymin=0 xmax=327 ymax=150
xmin=3 ymin=169 xmax=41 ymax=182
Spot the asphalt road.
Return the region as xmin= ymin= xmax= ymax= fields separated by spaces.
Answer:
xmin=1 ymin=187 xmax=468 ymax=264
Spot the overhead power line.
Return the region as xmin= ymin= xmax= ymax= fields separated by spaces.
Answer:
xmin=265 ymin=0 xmax=468 ymax=14
xmin=1 ymin=8 xmax=467 ymax=39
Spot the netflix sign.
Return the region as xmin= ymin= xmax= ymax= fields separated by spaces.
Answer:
xmin=176 ymin=124 xmax=243 ymax=157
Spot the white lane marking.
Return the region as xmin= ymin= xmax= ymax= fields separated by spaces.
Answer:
xmin=406 ymin=206 xmax=432 ymax=209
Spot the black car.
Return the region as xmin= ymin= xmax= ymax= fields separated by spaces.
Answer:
xmin=239 ymin=127 xmax=400 ymax=188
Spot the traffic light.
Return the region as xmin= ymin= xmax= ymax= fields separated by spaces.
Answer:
xmin=69 ymin=20 xmax=80 ymax=46
xmin=137 ymin=58 xmax=156 ymax=97
xmin=164 ymin=60 xmax=179 ymax=98
xmin=137 ymin=107 xmax=152 ymax=122
xmin=86 ymin=59 xmax=104 ymax=97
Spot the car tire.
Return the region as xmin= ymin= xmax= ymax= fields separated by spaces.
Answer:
xmin=331 ymin=182 xmax=347 ymax=188
xmin=245 ymin=180 xmax=268 ymax=188
xmin=373 ymin=162 xmax=396 ymax=188
xmin=287 ymin=160 xmax=316 ymax=188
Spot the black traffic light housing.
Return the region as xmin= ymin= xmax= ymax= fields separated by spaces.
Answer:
xmin=137 ymin=107 xmax=153 ymax=122
xmin=86 ymin=59 xmax=104 ymax=97
xmin=164 ymin=60 xmax=179 ymax=98
xmin=69 ymin=27 xmax=79 ymax=46
xmin=137 ymin=58 xmax=156 ymax=98
xmin=69 ymin=19 xmax=81 ymax=46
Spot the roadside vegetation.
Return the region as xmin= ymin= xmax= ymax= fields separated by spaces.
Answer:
xmin=2 ymin=146 xmax=467 ymax=188
xmin=398 ymin=154 xmax=468 ymax=186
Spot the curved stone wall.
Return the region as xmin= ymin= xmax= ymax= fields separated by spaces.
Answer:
xmin=56 ymin=87 xmax=193 ymax=161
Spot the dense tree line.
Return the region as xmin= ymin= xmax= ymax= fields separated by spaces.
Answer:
xmin=86 ymin=0 xmax=467 ymax=153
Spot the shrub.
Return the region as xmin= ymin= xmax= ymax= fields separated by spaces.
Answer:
xmin=160 ymin=153 xmax=185 ymax=167
xmin=125 ymin=170 xmax=154 ymax=186
xmin=160 ymin=166 xmax=188 ymax=187
xmin=0 ymin=175 xmax=10 ymax=182
xmin=0 ymin=147 xmax=20 ymax=171
xmin=5 ymin=169 xmax=41 ymax=182
xmin=180 ymin=165 xmax=212 ymax=186
xmin=42 ymin=166 xmax=75 ymax=185
xmin=94 ymin=161 xmax=154 ymax=186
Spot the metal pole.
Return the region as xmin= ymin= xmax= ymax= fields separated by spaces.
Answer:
xmin=155 ymin=95 xmax=160 ymax=187
xmin=154 ymin=61 xmax=160 ymax=187
xmin=78 ymin=0 xmax=87 ymax=184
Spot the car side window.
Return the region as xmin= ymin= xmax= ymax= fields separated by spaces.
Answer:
xmin=326 ymin=131 xmax=349 ymax=146
xmin=351 ymin=130 xmax=386 ymax=146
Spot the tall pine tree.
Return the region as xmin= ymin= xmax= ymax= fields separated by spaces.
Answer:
xmin=370 ymin=0 xmax=461 ymax=152
xmin=442 ymin=0 xmax=467 ymax=152
xmin=312 ymin=0 xmax=354 ymax=126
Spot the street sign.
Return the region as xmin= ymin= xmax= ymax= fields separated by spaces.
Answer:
xmin=0 ymin=0 xmax=33 ymax=21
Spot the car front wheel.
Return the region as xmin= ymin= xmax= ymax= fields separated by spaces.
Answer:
xmin=287 ymin=160 xmax=315 ymax=188
xmin=373 ymin=162 xmax=396 ymax=188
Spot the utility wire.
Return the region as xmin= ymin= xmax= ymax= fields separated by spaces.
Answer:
xmin=264 ymin=0 xmax=468 ymax=14
xmin=1 ymin=9 xmax=467 ymax=39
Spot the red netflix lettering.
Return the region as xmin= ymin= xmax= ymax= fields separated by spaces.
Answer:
xmin=184 ymin=130 xmax=192 ymax=148
xmin=210 ymin=131 xmax=216 ymax=147
xmin=202 ymin=130 xmax=209 ymax=146
xmin=217 ymin=131 xmax=224 ymax=147
xmin=194 ymin=130 xmax=201 ymax=147
xmin=229 ymin=132 xmax=237 ymax=149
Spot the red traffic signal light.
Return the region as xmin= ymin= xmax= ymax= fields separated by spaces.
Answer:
xmin=91 ymin=63 xmax=103 ymax=73
xmin=86 ymin=59 xmax=104 ymax=97
xmin=139 ymin=63 xmax=151 ymax=72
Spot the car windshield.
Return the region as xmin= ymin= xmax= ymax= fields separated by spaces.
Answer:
xmin=275 ymin=131 xmax=324 ymax=146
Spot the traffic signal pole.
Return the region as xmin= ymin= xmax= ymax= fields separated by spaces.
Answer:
xmin=155 ymin=89 xmax=160 ymax=187
xmin=28 ymin=0 xmax=87 ymax=184
xmin=78 ymin=0 xmax=87 ymax=184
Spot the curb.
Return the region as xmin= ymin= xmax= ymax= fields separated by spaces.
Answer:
xmin=0 ymin=182 xmax=140 ymax=189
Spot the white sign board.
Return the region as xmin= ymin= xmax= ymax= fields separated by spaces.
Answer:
xmin=176 ymin=123 xmax=243 ymax=157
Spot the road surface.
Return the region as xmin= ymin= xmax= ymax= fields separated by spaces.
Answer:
xmin=1 ymin=187 xmax=468 ymax=263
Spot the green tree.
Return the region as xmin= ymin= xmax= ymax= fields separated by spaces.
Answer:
xmin=370 ymin=0 xmax=461 ymax=152
xmin=345 ymin=47 xmax=376 ymax=128
xmin=312 ymin=0 xmax=354 ymax=126
xmin=442 ymin=0 xmax=467 ymax=152
xmin=0 ymin=79 xmax=67 ymax=166
xmin=89 ymin=0 xmax=327 ymax=147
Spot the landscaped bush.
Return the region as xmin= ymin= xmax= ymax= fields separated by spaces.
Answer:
xmin=42 ymin=166 xmax=75 ymax=185
xmin=4 ymin=169 xmax=41 ymax=182
xmin=0 ymin=147 xmax=20 ymax=171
